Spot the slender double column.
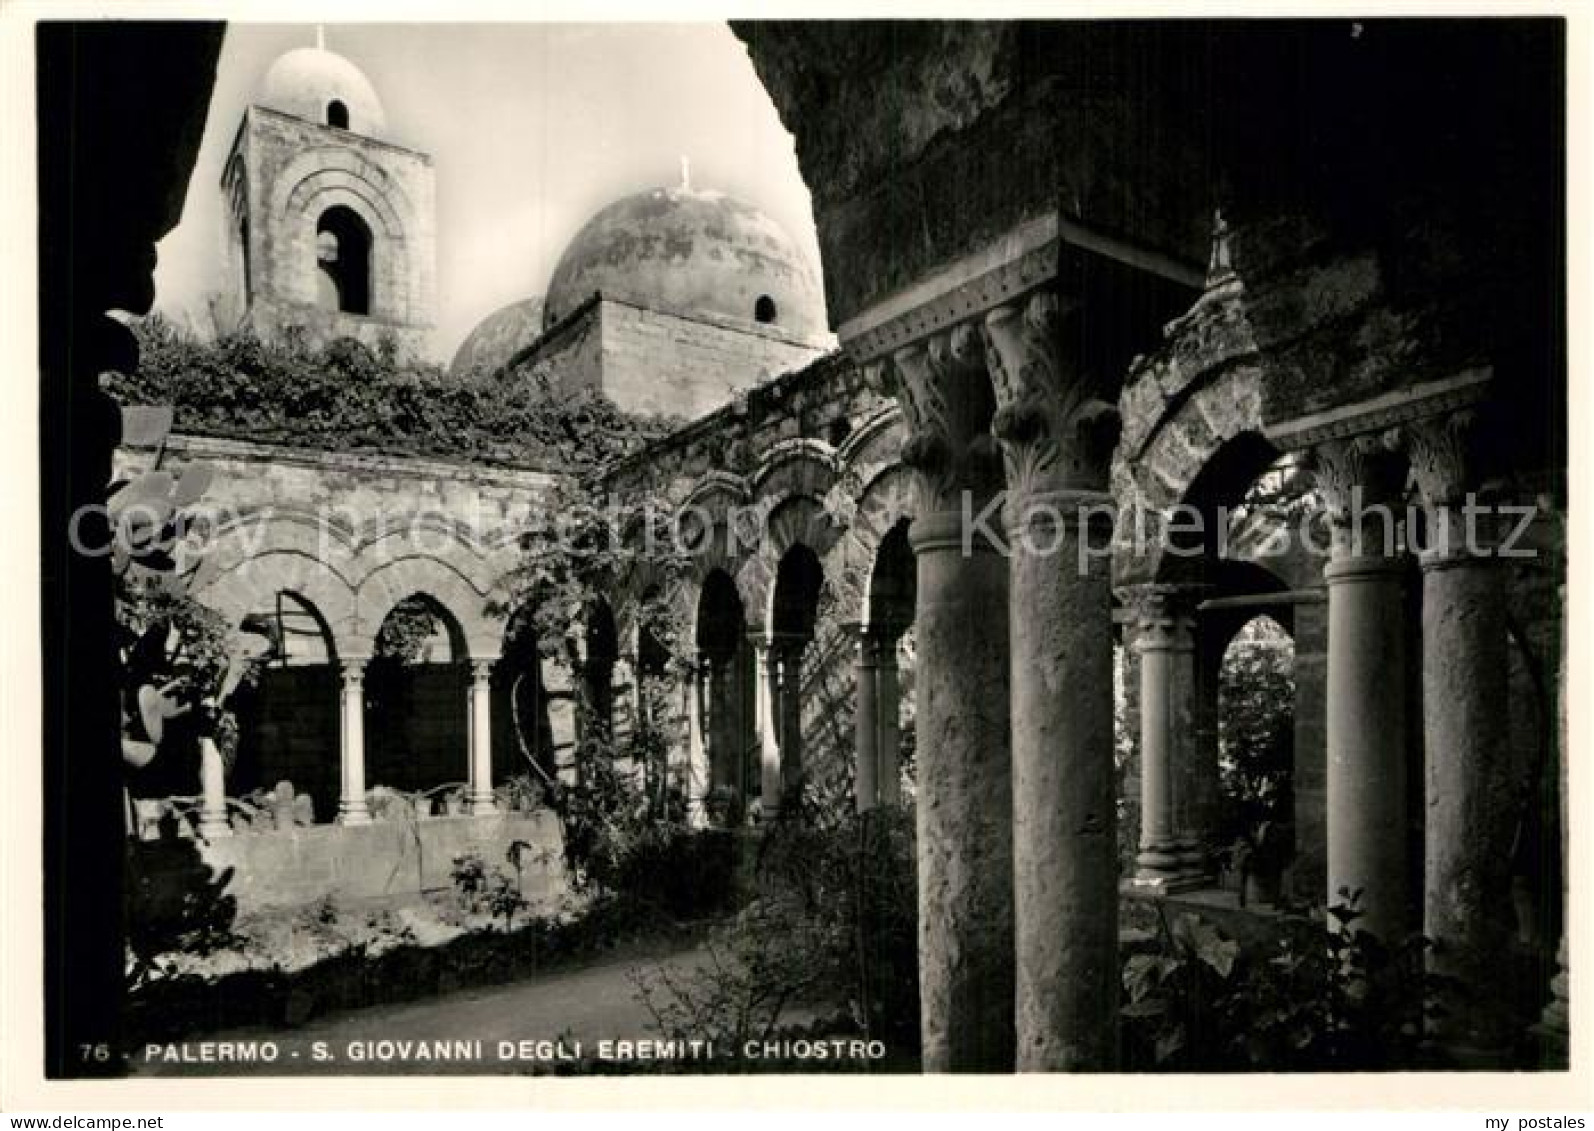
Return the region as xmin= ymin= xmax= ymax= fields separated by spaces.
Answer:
xmin=685 ymin=655 xmax=709 ymax=826
xmin=888 ymin=324 xmax=1013 ymax=1072
xmin=875 ymin=636 xmax=902 ymax=806
xmin=1310 ymin=434 xmax=1409 ymax=940
xmin=466 ymin=659 xmax=497 ymax=815
xmin=1404 ymin=411 xmax=1515 ymax=1057
xmin=986 ymin=290 xmax=1120 ymax=1071
xmin=1124 ymin=586 xmax=1196 ymax=891
xmin=855 ymin=623 xmax=906 ymax=813
xmin=777 ymin=638 xmax=806 ymax=803
xmin=196 ymin=736 xmax=233 ymax=839
xmin=853 ymin=625 xmax=881 ymax=812
xmin=752 ymin=635 xmax=781 ymax=817
xmin=337 ymin=658 xmax=372 ymax=825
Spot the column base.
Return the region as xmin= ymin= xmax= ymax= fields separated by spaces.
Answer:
xmin=336 ymin=802 xmax=372 ymax=827
xmin=1176 ymin=839 xmax=1214 ymax=887
xmin=196 ymin=813 xmax=233 ymax=839
xmin=1122 ymin=873 xmax=1206 ymax=896
xmin=466 ymin=791 xmax=499 ymax=816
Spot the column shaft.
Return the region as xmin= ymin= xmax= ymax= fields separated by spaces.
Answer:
xmin=911 ymin=510 xmax=1013 ymax=1071
xmin=1422 ymin=544 xmax=1513 ymax=1053
xmin=778 ymin=642 xmax=805 ymax=803
xmin=467 ymin=661 xmax=497 ymax=814
xmin=1314 ymin=434 xmax=1411 ymax=941
xmin=196 ymin=736 xmax=232 ymax=838
xmin=686 ymin=658 xmax=710 ymax=827
xmin=876 ymin=646 xmax=901 ymax=806
xmin=1009 ymin=494 xmax=1118 ymax=1070
xmin=1325 ymin=554 xmax=1408 ymax=938
xmin=337 ymin=660 xmax=371 ymax=825
xmin=854 ymin=630 xmax=880 ymax=812
xmin=1133 ymin=619 xmax=1182 ymax=885
xmin=753 ymin=639 xmax=781 ymax=816
xmin=987 ymin=291 xmax=1120 ymax=1071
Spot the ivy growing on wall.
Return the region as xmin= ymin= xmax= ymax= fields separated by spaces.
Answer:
xmin=107 ymin=317 xmax=678 ymax=473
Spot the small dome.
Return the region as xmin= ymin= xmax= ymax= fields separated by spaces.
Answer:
xmin=543 ymin=186 xmax=826 ymax=339
xmin=449 ymin=296 xmax=546 ymax=378
xmin=258 ymin=46 xmax=386 ymax=137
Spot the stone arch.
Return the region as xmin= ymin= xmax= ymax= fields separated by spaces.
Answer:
xmin=357 ymin=513 xmax=494 ymax=566
xmin=676 ymin=473 xmax=755 ymax=585
xmin=1112 ymin=362 xmax=1267 ymax=587
xmin=827 ymin=462 xmax=917 ymax=624
xmin=750 ymin=437 xmax=841 ymax=501
xmin=198 ymin=505 xmax=361 ymax=588
xmin=354 ymin=555 xmax=500 ymax=659
xmin=680 ymin=470 xmax=751 ymax=511
xmin=735 ymin=494 xmax=840 ymax=632
xmin=836 ymin=401 xmax=905 ymax=473
xmin=195 ymin=549 xmax=358 ymax=659
xmin=315 ymin=204 xmax=371 ymax=314
xmin=274 ymin=148 xmax=413 ymax=235
xmin=270 ymin=152 xmax=415 ymax=320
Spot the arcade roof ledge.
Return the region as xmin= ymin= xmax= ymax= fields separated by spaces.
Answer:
xmin=1263 ymin=368 xmax=1493 ymax=452
xmin=836 ymin=211 xmax=1203 ymax=364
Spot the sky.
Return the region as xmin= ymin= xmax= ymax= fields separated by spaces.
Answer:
xmin=152 ymin=22 xmax=824 ymax=364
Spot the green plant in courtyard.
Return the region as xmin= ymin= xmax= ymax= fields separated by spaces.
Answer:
xmin=1121 ymin=892 xmax=1451 ymax=1070
xmin=634 ymin=805 xmax=919 ymax=1057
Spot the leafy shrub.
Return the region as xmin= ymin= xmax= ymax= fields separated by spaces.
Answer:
xmin=634 ymin=805 xmax=919 ymax=1057
xmin=1121 ymin=892 xmax=1452 ymax=1071
xmin=1216 ymin=618 xmax=1296 ymax=856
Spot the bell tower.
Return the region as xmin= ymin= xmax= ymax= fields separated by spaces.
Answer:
xmin=219 ymin=37 xmax=435 ymax=356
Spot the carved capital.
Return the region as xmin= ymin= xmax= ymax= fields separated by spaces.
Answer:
xmin=471 ymin=659 xmax=495 ymax=683
xmin=340 ymin=659 xmax=367 ymax=688
xmin=1401 ymin=409 xmax=1479 ymax=509
xmin=985 ymin=291 xmax=1120 ymax=496
xmin=1306 ymin=431 xmax=1406 ymax=518
xmin=890 ymin=323 xmax=1003 ymax=513
xmin=1120 ymin=583 xmax=1198 ymax=651
xmin=1304 ymin=432 xmax=1409 ymax=559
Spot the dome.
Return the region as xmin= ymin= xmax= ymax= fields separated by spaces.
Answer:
xmin=258 ymin=46 xmax=387 ymax=137
xmin=449 ymin=296 xmax=546 ymax=378
xmin=543 ymin=186 xmax=826 ymax=339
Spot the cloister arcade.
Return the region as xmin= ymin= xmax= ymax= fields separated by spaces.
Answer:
xmin=51 ymin=16 xmax=1564 ymax=1082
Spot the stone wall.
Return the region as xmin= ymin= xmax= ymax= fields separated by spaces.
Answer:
xmin=117 ymin=432 xmax=562 ymax=659
xmin=223 ymin=106 xmax=436 ymax=358
xmin=515 ymin=296 xmax=829 ymax=421
xmin=131 ymin=811 xmax=566 ymax=917
xmin=597 ymin=298 xmax=828 ymax=420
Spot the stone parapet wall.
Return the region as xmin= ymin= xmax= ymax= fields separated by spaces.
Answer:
xmin=131 ymin=811 xmax=566 ymax=917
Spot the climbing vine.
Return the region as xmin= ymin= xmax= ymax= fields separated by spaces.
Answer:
xmin=108 ymin=316 xmax=677 ymax=473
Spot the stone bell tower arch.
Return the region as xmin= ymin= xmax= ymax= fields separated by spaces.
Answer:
xmin=219 ymin=37 xmax=435 ymax=356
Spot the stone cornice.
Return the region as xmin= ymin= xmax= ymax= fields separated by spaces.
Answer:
xmin=839 ymin=212 xmax=1203 ymax=363
xmin=1264 ymin=368 xmax=1493 ymax=452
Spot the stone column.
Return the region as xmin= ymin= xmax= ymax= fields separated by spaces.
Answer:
xmin=777 ymin=639 xmax=806 ymax=804
xmin=752 ymin=636 xmax=781 ymax=817
xmin=1125 ymin=587 xmax=1193 ymax=891
xmin=686 ymin=655 xmax=711 ymax=827
xmin=337 ymin=658 xmax=372 ymax=825
xmin=887 ymin=324 xmax=1013 ymax=1071
xmin=987 ymin=290 xmax=1120 ymax=1071
xmin=854 ymin=626 xmax=881 ymax=812
xmin=196 ymin=736 xmax=232 ymax=839
xmin=875 ymin=634 xmax=902 ymax=807
xmin=707 ymin=655 xmax=738 ymax=789
xmin=1405 ymin=411 xmax=1515 ymax=1056
xmin=1311 ymin=434 xmax=1409 ymax=940
xmin=1539 ymin=580 xmax=1569 ymax=1061
xmin=466 ymin=660 xmax=497 ymax=815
